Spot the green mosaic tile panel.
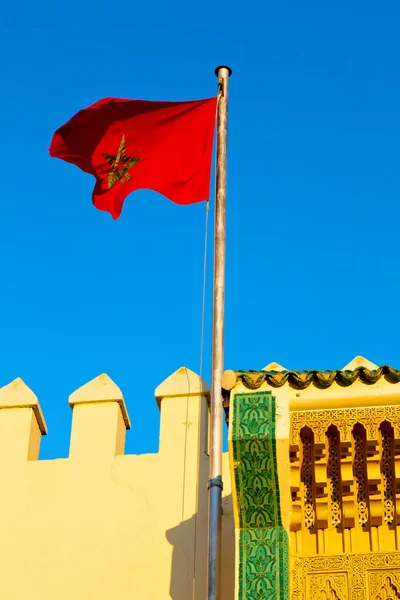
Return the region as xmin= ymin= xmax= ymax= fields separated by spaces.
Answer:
xmin=230 ymin=392 xmax=289 ymax=600
xmin=238 ymin=527 xmax=289 ymax=600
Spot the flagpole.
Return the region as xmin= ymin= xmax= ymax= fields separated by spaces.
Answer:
xmin=207 ymin=64 xmax=231 ymax=600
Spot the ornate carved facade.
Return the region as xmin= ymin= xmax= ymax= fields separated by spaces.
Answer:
xmin=289 ymin=362 xmax=400 ymax=599
xmin=223 ymin=356 xmax=400 ymax=600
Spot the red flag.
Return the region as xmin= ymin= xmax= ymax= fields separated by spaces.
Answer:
xmin=49 ymin=97 xmax=218 ymax=219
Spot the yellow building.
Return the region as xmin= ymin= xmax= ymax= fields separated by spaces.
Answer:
xmin=0 ymin=355 xmax=399 ymax=599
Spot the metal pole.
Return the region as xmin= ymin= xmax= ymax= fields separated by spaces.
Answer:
xmin=207 ymin=64 xmax=231 ymax=600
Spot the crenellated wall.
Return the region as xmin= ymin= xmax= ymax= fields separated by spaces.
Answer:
xmin=0 ymin=368 xmax=235 ymax=600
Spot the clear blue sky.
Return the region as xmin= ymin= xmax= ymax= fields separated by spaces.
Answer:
xmin=1 ymin=1 xmax=399 ymax=459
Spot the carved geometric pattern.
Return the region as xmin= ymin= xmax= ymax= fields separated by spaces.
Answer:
xmin=291 ymin=554 xmax=400 ymax=600
xmin=327 ymin=426 xmax=342 ymax=528
xmin=309 ymin=573 xmax=347 ymax=600
xmin=229 ymin=392 xmax=289 ymax=600
xmin=300 ymin=429 xmax=315 ymax=529
xmin=291 ymin=406 xmax=400 ymax=445
xmin=353 ymin=426 xmax=369 ymax=526
xmin=369 ymin=571 xmax=400 ymax=599
xmin=381 ymin=423 xmax=395 ymax=525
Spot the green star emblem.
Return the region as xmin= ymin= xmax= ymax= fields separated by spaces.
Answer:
xmin=103 ymin=134 xmax=140 ymax=189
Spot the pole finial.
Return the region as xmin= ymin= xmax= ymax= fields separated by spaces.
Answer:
xmin=214 ymin=65 xmax=232 ymax=77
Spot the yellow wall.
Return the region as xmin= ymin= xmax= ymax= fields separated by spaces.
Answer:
xmin=0 ymin=369 xmax=235 ymax=600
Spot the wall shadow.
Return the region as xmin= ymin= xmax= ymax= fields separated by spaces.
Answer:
xmin=166 ymin=494 xmax=235 ymax=600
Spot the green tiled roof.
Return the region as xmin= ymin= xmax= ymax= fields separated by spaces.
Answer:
xmin=222 ymin=365 xmax=400 ymax=422
xmin=228 ymin=365 xmax=400 ymax=391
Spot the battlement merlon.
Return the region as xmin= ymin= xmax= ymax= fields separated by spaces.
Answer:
xmin=0 ymin=378 xmax=47 ymax=461
xmin=69 ymin=373 xmax=131 ymax=461
xmin=155 ymin=366 xmax=209 ymax=459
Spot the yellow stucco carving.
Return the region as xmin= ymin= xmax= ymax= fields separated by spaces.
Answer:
xmin=223 ymin=356 xmax=400 ymax=599
xmin=289 ymin=358 xmax=400 ymax=599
